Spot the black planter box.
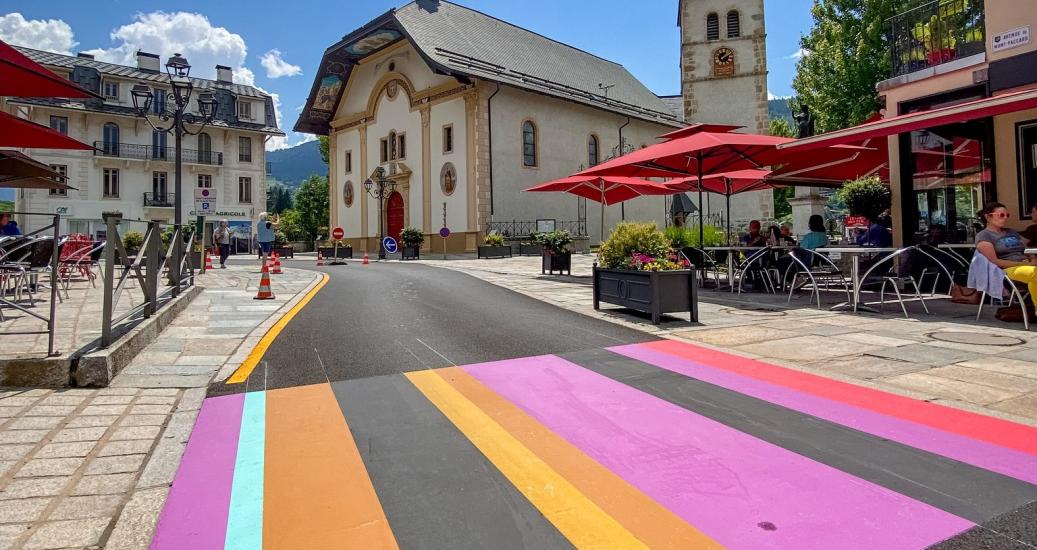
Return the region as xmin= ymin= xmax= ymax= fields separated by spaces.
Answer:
xmin=593 ymin=266 xmax=698 ymax=324
xmin=402 ymin=245 xmax=420 ymax=260
xmin=518 ymin=243 xmax=543 ymax=256
xmin=478 ymin=245 xmax=512 ymax=259
xmin=318 ymin=246 xmax=353 ymax=259
xmin=542 ymin=251 xmax=571 ymax=275
xmin=272 ymin=246 xmax=294 ymax=258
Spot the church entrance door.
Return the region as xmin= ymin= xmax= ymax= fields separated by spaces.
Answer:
xmin=386 ymin=191 xmax=404 ymax=244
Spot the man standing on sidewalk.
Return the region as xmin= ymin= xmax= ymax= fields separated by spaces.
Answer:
xmin=214 ymin=219 xmax=232 ymax=268
xmin=256 ymin=212 xmax=278 ymax=268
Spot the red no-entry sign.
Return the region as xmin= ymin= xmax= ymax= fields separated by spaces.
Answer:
xmin=331 ymin=227 xmax=344 ymax=240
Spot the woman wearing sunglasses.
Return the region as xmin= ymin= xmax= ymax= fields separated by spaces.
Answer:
xmin=975 ymin=202 xmax=1036 ymax=302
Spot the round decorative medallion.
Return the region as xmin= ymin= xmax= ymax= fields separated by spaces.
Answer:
xmin=440 ymin=163 xmax=457 ymax=196
xmin=927 ymin=331 xmax=1025 ymax=347
xmin=386 ymin=81 xmax=399 ymax=100
xmin=344 ymin=181 xmax=354 ymax=207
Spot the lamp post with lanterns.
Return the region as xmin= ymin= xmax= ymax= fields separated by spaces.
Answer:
xmin=364 ymin=166 xmax=397 ymax=259
xmin=129 ymin=53 xmax=218 ymax=226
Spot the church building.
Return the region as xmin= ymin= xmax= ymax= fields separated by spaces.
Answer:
xmin=297 ymin=0 xmax=769 ymax=251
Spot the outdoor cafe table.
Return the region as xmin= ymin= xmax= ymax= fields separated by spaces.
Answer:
xmin=938 ymin=242 xmax=976 ymax=264
xmin=815 ymin=246 xmax=899 ymax=313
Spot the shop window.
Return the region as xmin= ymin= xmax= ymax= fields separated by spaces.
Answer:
xmin=49 ymin=165 xmax=67 ymax=196
xmin=1017 ymin=122 xmax=1037 ymax=219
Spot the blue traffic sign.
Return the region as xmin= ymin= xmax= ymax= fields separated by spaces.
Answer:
xmin=382 ymin=236 xmax=398 ymax=254
xmin=439 ymin=227 xmax=450 ymax=238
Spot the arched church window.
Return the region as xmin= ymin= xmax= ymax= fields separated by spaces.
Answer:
xmin=522 ymin=120 xmax=537 ymax=167
xmin=588 ymin=134 xmax=599 ymax=166
xmin=706 ymin=13 xmax=720 ymax=41
xmin=727 ymin=11 xmax=741 ymax=38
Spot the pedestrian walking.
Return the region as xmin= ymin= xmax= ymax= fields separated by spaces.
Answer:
xmin=214 ymin=219 xmax=232 ymax=268
xmin=256 ymin=212 xmax=278 ymax=268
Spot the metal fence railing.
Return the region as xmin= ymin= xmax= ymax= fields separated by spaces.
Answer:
xmin=0 ymin=212 xmax=61 ymax=356
xmin=890 ymin=0 xmax=985 ymax=78
xmin=93 ymin=141 xmax=223 ymax=165
xmin=100 ymin=217 xmax=195 ymax=347
xmin=486 ymin=220 xmax=589 ymax=238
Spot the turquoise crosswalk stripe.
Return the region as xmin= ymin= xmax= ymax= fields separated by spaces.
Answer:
xmin=225 ymin=391 xmax=266 ymax=550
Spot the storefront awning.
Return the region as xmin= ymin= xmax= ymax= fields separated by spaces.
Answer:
xmin=779 ymin=88 xmax=1037 ymax=152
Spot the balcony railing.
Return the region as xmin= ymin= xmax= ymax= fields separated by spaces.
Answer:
xmin=890 ymin=0 xmax=985 ymax=78
xmin=93 ymin=142 xmax=224 ymax=165
xmin=143 ymin=192 xmax=175 ymax=207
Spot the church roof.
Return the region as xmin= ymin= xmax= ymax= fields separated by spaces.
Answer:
xmin=657 ymin=95 xmax=685 ymax=122
xmin=296 ymin=0 xmax=683 ymax=134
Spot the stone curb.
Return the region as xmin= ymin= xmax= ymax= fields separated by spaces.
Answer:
xmin=72 ymin=286 xmax=203 ymax=388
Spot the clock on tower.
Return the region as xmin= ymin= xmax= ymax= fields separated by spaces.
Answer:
xmin=712 ymin=47 xmax=735 ymax=77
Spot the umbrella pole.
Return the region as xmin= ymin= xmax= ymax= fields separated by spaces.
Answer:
xmin=726 ymin=179 xmax=732 ymax=246
xmin=697 ymin=159 xmax=704 ymax=246
xmin=600 ymin=180 xmax=606 ymax=245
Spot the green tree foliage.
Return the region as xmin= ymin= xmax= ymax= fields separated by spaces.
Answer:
xmin=597 ymin=222 xmax=670 ymax=269
xmin=769 ymin=118 xmax=796 ymax=138
xmin=768 ymin=117 xmax=797 ymax=221
xmin=837 ymin=176 xmax=891 ymax=220
xmin=276 ymin=209 xmax=305 ymax=241
xmin=792 ymin=0 xmax=903 ymax=133
xmin=266 ymin=183 xmax=293 ymax=214
xmin=294 ymin=174 xmax=329 ymax=241
xmin=318 ymin=136 xmax=330 ymax=165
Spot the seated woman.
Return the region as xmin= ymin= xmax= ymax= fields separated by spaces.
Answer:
xmin=975 ymin=202 xmax=1036 ymax=302
xmin=799 ymin=215 xmax=828 ymax=250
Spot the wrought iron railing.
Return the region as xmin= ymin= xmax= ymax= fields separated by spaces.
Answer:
xmin=100 ymin=218 xmax=195 ymax=347
xmin=486 ymin=220 xmax=589 ymax=237
xmin=890 ymin=0 xmax=985 ymax=78
xmin=93 ymin=142 xmax=223 ymax=165
xmin=142 ymin=192 xmax=175 ymax=207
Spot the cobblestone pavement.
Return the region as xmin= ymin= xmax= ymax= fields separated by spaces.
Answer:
xmin=0 ymin=263 xmax=320 ymax=549
xmin=420 ymin=254 xmax=1037 ymax=426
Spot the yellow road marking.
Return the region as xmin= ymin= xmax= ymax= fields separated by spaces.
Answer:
xmin=226 ymin=272 xmax=330 ymax=384
xmin=406 ymin=370 xmax=649 ymax=549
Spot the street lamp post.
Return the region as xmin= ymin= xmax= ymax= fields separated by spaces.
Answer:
xmin=129 ymin=53 xmax=218 ymax=227
xmin=364 ymin=166 xmax=397 ymax=259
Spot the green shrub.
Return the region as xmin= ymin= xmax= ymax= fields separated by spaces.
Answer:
xmin=273 ymin=230 xmax=288 ymax=246
xmin=534 ymin=230 xmax=573 ymax=254
xmin=666 ymin=224 xmax=725 ymax=248
xmin=837 ymin=176 xmax=890 ymax=221
xmin=400 ymin=227 xmax=424 ymax=247
xmin=122 ymin=230 xmax=144 ymax=251
xmin=597 ymin=222 xmax=669 ymax=269
xmin=484 ymin=233 xmax=504 ymax=247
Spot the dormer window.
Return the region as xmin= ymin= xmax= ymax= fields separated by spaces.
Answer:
xmin=103 ymin=80 xmax=119 ymax=100
xmin=237 ymin=101 xmax=252 ymax=120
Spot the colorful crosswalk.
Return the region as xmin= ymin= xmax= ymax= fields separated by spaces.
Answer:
xmin=152 ymin=339 xmax=1037 ymax=549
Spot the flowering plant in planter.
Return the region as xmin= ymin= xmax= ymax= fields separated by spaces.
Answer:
xmin=598 ymin=222 xmax=684 ymax=271
xmin=628 ymin=252 xmax=683 ymax=272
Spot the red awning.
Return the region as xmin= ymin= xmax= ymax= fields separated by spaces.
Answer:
xmin=667 ymin=169 xmax=775 ymax=195
xmin=770 ymin=141 xmax=889 ymax=185
xmin=0 ymin=111 xmax=94 ymax=150
xmin=781 ymin=88 xmax=1037 ymax=152
xmin=0 ymin=40 xmax=100 ymax=99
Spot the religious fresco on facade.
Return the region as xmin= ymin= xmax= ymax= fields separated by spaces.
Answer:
xmin=313 ymin=75 xmax=344 ymax=114
xmin=345 ymin=30 xmax=402 ymax=56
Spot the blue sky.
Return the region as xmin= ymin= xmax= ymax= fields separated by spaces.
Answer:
xmin=0 ymin=0 xmax=813 ymax=152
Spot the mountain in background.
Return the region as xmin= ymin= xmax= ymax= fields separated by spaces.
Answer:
xmin=267 ymin=139 xmax=327 ymax=188
xmin=0 ymin=199 xmax=12 ymax=212
xmin=769 ymin=99 xmax=794 ymax=124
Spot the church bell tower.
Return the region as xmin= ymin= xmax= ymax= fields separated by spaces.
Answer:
xmin=678 ymin=0 xmax=769 ymax=134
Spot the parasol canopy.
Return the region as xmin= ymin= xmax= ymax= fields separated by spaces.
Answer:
xmin=0 ymin=111 xmax=94 ymax=151
xmin=0 ymin=40 xmax=100 ymax=99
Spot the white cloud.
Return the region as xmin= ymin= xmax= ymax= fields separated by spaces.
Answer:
xmin=264 ymin=91 xmax=289 ymax=151
xmin=260 ymin=49 xmax=301 ymax=79
xmin=768 ymin=90 xmax=777 ymax=101
xmin=0 ymin=12 xmax=76 ymax=55
xmin=785 ymin=48 xmax=809 ymax=61
xmin=83 ymin=12 xmax=253 ymax=84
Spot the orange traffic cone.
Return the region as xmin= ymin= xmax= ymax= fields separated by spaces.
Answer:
xmin=271 ymin=252 xmax=283 ymax=274
xmin=204 ymin=250 xmax=214 ymax=271
xmin=362 ymin=251 xmax=369 ymax=265
xmin=316 ymin=252 xmax=325 ymax=266
xmin=254 ymin=259 xmax=275 ymax=300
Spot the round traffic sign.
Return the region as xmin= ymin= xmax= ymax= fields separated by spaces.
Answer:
xmin=382 ymin=236 xmax=398 ymax=254
xmin=439 ymin=227 xmax=450 ymax=238
xmin=331 ymin=227 xmax=344 ymax=240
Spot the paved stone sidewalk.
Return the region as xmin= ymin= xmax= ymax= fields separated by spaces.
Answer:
xmin=420 ymin=254 xmax=1037 ymax=426
xmin=0 ymin=264 xmax=320 ymax=549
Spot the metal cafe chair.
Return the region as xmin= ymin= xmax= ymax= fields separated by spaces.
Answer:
xmin=786 ymin=248 xmax=853 ymax=309
xmin=679 ymin=247 xmax=723 ymax=288
xmin=859 ymin=246 xmax=930 ymax=319
xmin=736 ymin=247 xmax=779 ymax=295
xmin=976 ymin=271 xmax=1031 ymax=331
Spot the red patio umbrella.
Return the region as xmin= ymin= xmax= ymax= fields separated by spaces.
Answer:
xmin=769 ymin=140 xmax=889 ymax=185
xmin=658 ymin=123 xmax=743 ymax=141
xmin=0 ymin=40 xmax=99 ymax=99
xmin=578 ymin=131 xmax=793 ymax=243
xmin=666 ymin=169 xmax=774 ymax=244
xmin=525 ymin=175 xmax=675 ymax=241
xmin=0 ymin=111 xmax=93 ymax=150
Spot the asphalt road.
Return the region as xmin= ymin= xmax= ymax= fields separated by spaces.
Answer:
xmin=210 ymin=260 xmax=652 ymax=394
